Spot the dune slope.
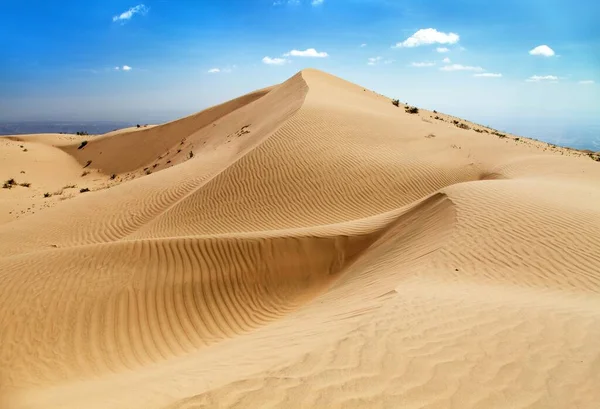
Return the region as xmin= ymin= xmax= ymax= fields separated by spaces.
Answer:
xmin=1 ymin=69 xmax=600 ymax=409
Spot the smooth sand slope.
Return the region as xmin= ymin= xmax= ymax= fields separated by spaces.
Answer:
xmin=1 ymin=69 xmax=600 ymax=409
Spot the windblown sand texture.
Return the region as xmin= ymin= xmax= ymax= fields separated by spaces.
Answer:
xmin=1 ymin=69 xmax=600 ymax=409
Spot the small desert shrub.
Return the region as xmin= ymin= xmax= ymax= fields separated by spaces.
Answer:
xmin=457 ymin=123 xmax=470 ymax=130
xmin=433 ymin=110 xmax=438 ymax=114
xmin=405 ymin=106 xmax=419 ymax=114
xmin=136 ymin=124 xmax=141 ymax=128
xmin=392 ymin=99 xmax=400 ymax=107
xmin=3 ymin=178 xmax=16 ymax=189
xmin=23 ymin=149 xmax=28 ymax=152
xmin=63 ymin=184 xmax=77 ymax=189
xmin=44 ymin=192 xmax=51 ymax=198
xmin=166 ymin=160 xmax=171 ymax=164
xmin=84 ymin=160 xmax=92 ymax=168
xmin=453 ymin=120 xmax=459 ymax=125
xmin=76 ymin=131 xmax=89 ymax=136
xmin=188 ymin=151 xmax=194 ymax=159
xmin=425 ymin=134 xmax=436 ymax=138
xmin=81 ymin=171 xmax=90 ymax=177
xmin=19 ymin=182 xmax=31 ymax=188
xmin=177 ymin=149 xmax=182 ymax=153
xmin=514 ymin=138 xmax=520 ymax=141
xmin=110 ymin=174 xmax=116 ymax=180
xmin=153 ymin=163 xmax=158 ymax=168
xmin=78 ymin=141 xmax=88 ymax=150
xmin=80 ymin=188 xmax=90 ymax=193
xmin=145 ymin=170 xmax=152 ymax=175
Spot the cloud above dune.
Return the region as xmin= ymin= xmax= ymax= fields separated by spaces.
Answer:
xmin=284 ymin=48 xmax=329 ymax=58
xmin=529 ymin=45 xmax=555 ymax=57
xmin=410 ymin=62 xmax=436 ymax=67
xmin=262 ymin=56 xmax=289 ymax=65
xmin=367 ymin=56 xmax=382 ymax=65
xmin=394 ymin=28 xmax=459 ymax=48
xmin=208 ymin=68 xmax=220 ymax=73
xmin=440 ymin=64 xmax=484 ymax=72
xmin=578 ymin=80 xmax=594 ymax=84
xmin=474 ymin=73 xmax=502 ymax=78
xmin=436 ymin=47 xmax=450 ymax=53
xmin=112 ymin=4 xmax=148 ymax=22
xmin=442 ymin=57 xmax=451 ymax=63
xmin=526 ymin=75 xmax=558 ymax=82
xmin=114 ymin=65 xmax=132 ymax=71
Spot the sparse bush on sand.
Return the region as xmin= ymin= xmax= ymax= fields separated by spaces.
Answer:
xmin=78 ymin=141 xmax=88 ymax=150
xmin=405 ymin=106 xmax=419 ymax=114
xmin=392 ymin=99 xmax=400 ymax=107
xmin=19 ymin=182 xmax=31 ymax=188
xmin=3 ymin=178 xmax=16 ymax=189
xmin=80 ymin=188 xmax=90 ymax=193
xmin=44 ymin=192 xmax=51 ymax=198
xmin=84 ymin=160 xmax=92 ymax=168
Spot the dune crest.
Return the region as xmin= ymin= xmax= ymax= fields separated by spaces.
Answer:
xmin=1 ymin=69 xmax=600 ymax=409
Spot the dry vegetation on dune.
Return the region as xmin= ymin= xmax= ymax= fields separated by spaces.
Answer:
xmin=1 ymin=69 xmax=600 ymax=409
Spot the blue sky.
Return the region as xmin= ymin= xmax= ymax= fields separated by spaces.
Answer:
xmin=1 ymin=0 xmax=599 ymax=137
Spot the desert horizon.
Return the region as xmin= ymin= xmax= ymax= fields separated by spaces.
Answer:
xmin=1 ymin=68 xmax=600 ymax=409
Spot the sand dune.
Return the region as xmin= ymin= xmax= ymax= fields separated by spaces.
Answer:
xmin=1 ymin=69 xmax=600 ymax=409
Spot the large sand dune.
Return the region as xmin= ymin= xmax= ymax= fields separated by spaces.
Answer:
xmin=1 ymin=69 xmax=599 ymax=409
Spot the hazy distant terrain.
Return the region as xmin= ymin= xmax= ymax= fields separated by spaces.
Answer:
xmin=0 ymin=121 xmax=135 ymax=136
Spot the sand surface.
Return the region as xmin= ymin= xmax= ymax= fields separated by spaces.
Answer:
xmin=1 ymin=69 xmax=600 ymax=409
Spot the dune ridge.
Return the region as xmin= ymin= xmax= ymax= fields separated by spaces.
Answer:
xmin=1 ymin=69 xmax=600 ymax=409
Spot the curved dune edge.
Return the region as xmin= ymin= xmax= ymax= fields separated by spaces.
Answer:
xmin=2 ymin=69 xmax=600 ymax=409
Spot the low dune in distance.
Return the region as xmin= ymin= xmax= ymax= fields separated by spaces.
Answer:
xmin=1 ymin=69 xmax=599 ymax=409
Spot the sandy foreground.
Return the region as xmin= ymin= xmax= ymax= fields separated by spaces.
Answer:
xmin=1 ymin=69 xmax=600 ymax=409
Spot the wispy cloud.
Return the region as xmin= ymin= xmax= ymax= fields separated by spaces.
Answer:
xmin=112 ymin=4 xmax=148 ymax=23
xmin=442 ymin=57 xmax=451 ymax=64
xmin=440 ymin=64 xmax=483 ymax=72
xmin=208 ymin=68 xmax=220 ymax=73
xmin=360 ymin=43 xmax=367 ymax=48
xmin=410 ymin=62 xmax=436 ymax=67
xmin=394 ymin=28 xmax=459 ymax=48
xmin=312 ymin=0 xmax=324 ymax=5
xmin=114 ymin=65 xmax=132 ymax=71
xmin=436 ymin=47 xmax=450 ymax=53
xmin=579 ymin=80 xmax=595 ymax=84
xmin=284 ymin=48 xmax=328 ymax=57
xmin=262 ymin=56 xmax=289 ymax=65
xmin=367 ymin=56 xmax=382 ymax=65
xmin=529 ymin=45 xmax=555 ymax=57
xmin=526 ymin=75 xmax=559 ymax=82
xmin=273 ymin=0 xmax=300 ymax=5
xmin=474 ymin=73 xmax=502 ymax=78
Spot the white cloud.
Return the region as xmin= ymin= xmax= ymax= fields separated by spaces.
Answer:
xmin=442 ymin=57 xmax=451 ymax=64
xmin=368 ymin=56 xmax=382 ymax=65
xmin=410 ymin=62 xmax=436 ymax=67
xmin=436 ymin=47 xmax=450 ymax=53
xmin=112 ymin=4 xmax=148 ymax=22
xmin=312 ymin=0 xmax=324 ymax=5
xmin=440 ymin=64 xmax=484 ymax=72
xmin=208 ymin=68 xmax=220 ymax=73
xmin=273 ymin=0 xmax=300 ymax=5
xmin=262 ymin=56 xmax=289 ymax=65
xmin=114 ymin=66 xmax=120 ymax=71
xmin=384 ymin=59 xmax=394 ymax=64
xmin=284 ymin=48 xmax=329 ymax=58
xmin=529 ymin=45 xmax=555 ymax=57
xmin=394 ymin=28 xmax=459 ymax=48
xmin=474 ymin=73 xmax=502 ymax=78
xmin=526 ymin=75 xmax=559 ymax=82
xmin=360 ymin=43 xmax=367 ymax=48
xmin=578 ymin=80 xmax=595 ymax=84
xmin=122 ymin=65 xmax=132 ymax=71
